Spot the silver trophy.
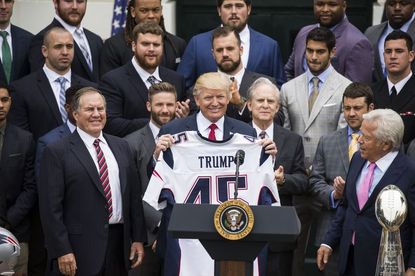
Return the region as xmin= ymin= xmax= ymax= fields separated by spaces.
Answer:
xmin=375 ymin=185 xmax=407 ymax=276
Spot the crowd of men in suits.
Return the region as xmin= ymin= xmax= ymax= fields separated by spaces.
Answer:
xmin=2 ymin=0 xmax=415 ymax=275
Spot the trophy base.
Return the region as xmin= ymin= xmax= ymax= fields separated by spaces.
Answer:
xmin=375 ymin=229 xmax=405 ymax=276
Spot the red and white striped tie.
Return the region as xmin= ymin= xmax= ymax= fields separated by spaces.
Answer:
xmin=93 ymin=139 xmax=113 ymax=219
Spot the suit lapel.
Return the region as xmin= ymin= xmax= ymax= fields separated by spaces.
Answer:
xmin=9 ymin=25 xmax=20 ymax=81
xmin=142 ymin=125 xmax=156 ymax=159
xmin=273 ymin=125 xmax=286 ymax=165
xmin=0 ymin=125 xmax=13 ymax=171
xmin=70 ymin=131 xmax=106 ymax=198
xmin=348 ymin=156 xmax=366 ymax=211
xmin=239 ymin=71 xmax=252 ymax=98
xmin=105 ymin=134 xmax=126 ymax=194
xmin=336 ymin=128 xmax=349 ymax=172
xmin=37 ymin=70 xmax=63 ymax=125
xmin=246 ymin=28 xmax=258 ymax=69
xmin=83 ymin=29 xmax=99 ymax=77
xmin=126 ymin=62 xmax=148 ymax=104
xmin=295 ymin=74 xmax=310 ymax=129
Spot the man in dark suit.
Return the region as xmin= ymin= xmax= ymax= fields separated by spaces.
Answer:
xmin=209 ymin=26 xmax=280 ymax=123
xmin=365 ymin=0 xmax=415 ymax=83
xmin=0 ymin=0 xmax=33 ymax=85
xmin=124 ymin=82 xmax=178 ymax=276
xmin=285 ymin=0 xmax=373 ymax=83
xmin=8 ymin=27 xmax=95 ymax=141
xmin=0 ymin=85 xmax=36 ymax=276
xmin=246 ymin=77 xmax=308 ymax=276
xmin=309 ymin=83 xmax=374 ymax=276
xmin=35 ymin=85 xmax=82 ymax=177
xmin=29 ymin=0 xmax=103 ymax=82
xmin=317 ymin=108 xmax=415 ymax=276
xmin=372 ymin=30 xmax=415 ymax=147
xmin=177 ymin=0 xmax=286 ymax=90
xmin=38 ymin=87 xmax=146 ymax=276
xmin=100 ymin=0 xmax=186 ymax=76
xmin=100 ymin=21 xmax=187 ymax=137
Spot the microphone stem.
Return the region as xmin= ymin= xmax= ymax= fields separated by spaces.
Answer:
xmin=234 ymin=159 xmax=240 ymax=200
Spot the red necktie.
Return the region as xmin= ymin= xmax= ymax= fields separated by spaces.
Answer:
xmin=208 ymin=124 xmax=218 ymax=141
xmin=93 ymin=139 xmax=113 ymax=219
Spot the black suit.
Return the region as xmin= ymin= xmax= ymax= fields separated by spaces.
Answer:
xmin=372 ymin=74 xmax=415 ymax=145
xmin=28 ymin=19 xmax=103 ymax=82
xmin=0 ymin=123 xmax=36 ymax=242
xmin=100 ymin=61 xmax=185 ymax=137
xmin=0 ymin=25 xmax=33 ymax=85
xmin=38 ymin=131 xmax=146 ymax=275
xmin=100 ymin=31 xmax=186 ymax=76
xmin=7 ymin=69 xmax=95 ymax=141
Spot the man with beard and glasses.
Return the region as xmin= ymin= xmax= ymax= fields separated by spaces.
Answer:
xmin=29 ymin=0 xmax=103 ymax=82
xmin=285 ymin=0 xmax=373 ymax=84
xmin=365 ymin=0 xmax=415 ymax=83
xmin=100 ymin=0 xmax=186 ymax=76
xmin=124 ymin=82 xmax=177 ymax=276
xmin=207 ymin=26 xmax=280 ymax=123
xmin=280 ymin=27 xmax=351 ymax=276
xmin=100 ymin=21 xmax=188 ymax=137
xmin=177 ymin=0 xmax=286 ymax=90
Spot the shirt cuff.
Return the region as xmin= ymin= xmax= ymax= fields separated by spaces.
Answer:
xmin=321 ymin=243 xmax=332 ymax=251
xmin=330 ymin=191 xmax=340 ymax=209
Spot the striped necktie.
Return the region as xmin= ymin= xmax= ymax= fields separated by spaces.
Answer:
xmin=55 ymin=77 xmax=68 ymax=122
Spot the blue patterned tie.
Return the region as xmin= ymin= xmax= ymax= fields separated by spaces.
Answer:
xmin=55 ymin=77 xmax=68 ymax=122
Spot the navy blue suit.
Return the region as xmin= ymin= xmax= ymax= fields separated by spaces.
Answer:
xmin=177 ymin=27 xmax=286 ymax=90
xmin=158 ymin=113 xmax=256 ymax=138
xmin=0 ymin=25 xmax=33 ymax=85
xmin=323 ymin=152 xmax=415 ymax=275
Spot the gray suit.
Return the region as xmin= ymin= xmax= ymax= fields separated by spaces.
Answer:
xmin=364 ymin=20 xmax=415 ymax=83
xmin=124 ymin=125 xmax=162 ymax=276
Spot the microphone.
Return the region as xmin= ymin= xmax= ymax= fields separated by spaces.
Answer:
xmin=233 ymin=150 xmax=245 ymax=199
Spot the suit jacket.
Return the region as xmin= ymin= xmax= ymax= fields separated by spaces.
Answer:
xmin=124 ymin=124 xmax=161 ymax=245
xmin=309 ymin=127 xmax=349 ymax=244
xmin=280 ymin=68 xmax=351 ymax=168
xmin=365 ymin=20 xmax=415 ymax=83
xmin=0 ymin=25 xmax=33 ymax=86
xmin=177 ymin=26 xmax=286 ymax=90
xmin=35 ymin=123 xmax=71 ymax=178
xmin=28 ymin=19 xmax=103 ymax=82
xmin=0 ymin=123 xmax=36 ymax=242
xmin=99 ymin=30 xmax=186 ymax=76
xmin=38 ymin=131 xmax=146 ymax=275
xmin=7 ymin=69 xmax=95 ymax=141
xmin=159 ymin=113 xmax=257 ymax=138
xmin=284 ymin=17 xmax=373 ymax=84
xmin=100 ymin=61 xmax=185 ymax=137
xmin=323 ymin=152 xmax=415 ymax=275
xmin=271 ymin=124 xmax=308 ymax=206
xmin=372 ymin=74 xmax=415 ymax=145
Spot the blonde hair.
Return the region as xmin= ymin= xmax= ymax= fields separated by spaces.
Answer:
xmin=193 ymin=72 xmax=231 ymax=99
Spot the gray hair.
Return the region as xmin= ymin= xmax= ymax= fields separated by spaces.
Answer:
xmin=247 ymin=77 xmax=280 ymax=102
xmin=71 ymin=87 xmax=106 ymax=112
xmin=362 ymin=109 xmax=403 ymax=151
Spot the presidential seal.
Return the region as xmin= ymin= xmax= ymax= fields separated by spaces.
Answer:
xmin=214 ymin=199 xmax=254 ymax=240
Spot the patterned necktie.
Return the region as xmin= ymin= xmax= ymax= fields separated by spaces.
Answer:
xmin=74 ymin=28 xmax=92 ymax=71
xmin=0 ymin=31 xmax=11 ymax=84
xmin=93 ymin=139 xmax=113 ymax=219
xmin=390 ymin=86 xmax=397 ymax=102
xmin=147 ymin=75 xmax=158 ymax=86
xmin=357 ymin=162 xmax=376 ymax=210
xmin=208 ymin=124 xmax=218 ymax=141
xmin=259 ymin=131 xmax=267 ymax=139
xmin=55 ymin=77 xmax=68 ymax=122
xmin=348 ymin=133 xmax=359 ymax=161
xmin=309 ymin=76 xmax=319 ymax=114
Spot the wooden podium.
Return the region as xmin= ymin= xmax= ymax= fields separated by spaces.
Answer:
xmin=168 ymin=204 xmax=300 ymax=276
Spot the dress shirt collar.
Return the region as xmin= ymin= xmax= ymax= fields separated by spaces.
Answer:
xmin=43 ymin=64 xmax=71 ymax=83
xmin=252 ymin=121 xmax=274 ymax=140
xmin=77 ymin=127 xmax=107 ymax=148
xmin=66 ymin=121 xmax=76 ymax=133
xmin=365 ymin=150 xmax=398 ymax=174
xmin=306 ymin=64 xmax=333 ymax=84
xmin=218 ymin=67 xmax=245 ymax=90
xmin=0 ymin=24 xmax=11 ymax=34
xmin=347 ymin=126 xmax=361 ymax=143
xmin=196 ymin=111 xmax=225 ymax=138
xmin=54 ymin=15 xmax=83 ymax=35
xmin=149 ymin=120 xmax=160 ymax=140
xmin=239 ymin=24 xmax=249 ymax=44
xmin=387 ymin=71 xmax=412 ymax=95
xmin=131 ymin=57 xmax=161 ymax=83
xmin=387 ymin=13 xmax=415 ymax=32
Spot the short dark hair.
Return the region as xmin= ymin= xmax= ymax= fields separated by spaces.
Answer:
xmin=211 ymin=26 xmax=241 ymax=48
xmin=217 ymin=0 xmax=251 ymax=7
xmin=43 ymin=27 xmax=70 ymax=47
xmin=65 ymin=85 xmax=85 ymax=105
xmin=148 ymin=82 xmax=177 ymax=102
xmin=306 ymin=27 xmax=336 ymax=52
xmin=342 ymin=82 xmax=374 ymax=106
xmin=71 ymin=87 xmax=106 ymax=112
xmin=132 ymin=21 xmax=164 ymax=43
xmin=385 ymin=30 xmax=413 ymax=51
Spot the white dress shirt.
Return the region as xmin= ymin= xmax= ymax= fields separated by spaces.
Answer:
xmin=196 ymin=112 xmax=225 ymax=140
xmin=387 ymin=71 xmax=413 ymax=95
xmin=252 ymin=121 xmax=274 ymax=140
xmin=43 ymin=65 xmax=71 ymax=112
xmin=131 ymin=57 xmax=161 ymax=89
